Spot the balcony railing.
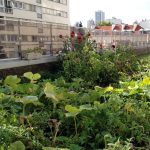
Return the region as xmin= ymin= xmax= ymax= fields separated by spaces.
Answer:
xmin=0 ymin=7 xmax=13 ymax=14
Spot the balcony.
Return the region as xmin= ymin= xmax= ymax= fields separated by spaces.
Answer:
xmin=0 ymin=7 xmax=13 ymax=14
xmin=0 ymin=55 xmax=58 ymax=69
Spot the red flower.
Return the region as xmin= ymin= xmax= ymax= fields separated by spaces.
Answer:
xmin=71 ymin=31 xmax=75 ymax=38
xmin=77 ymin=33 xmax=82 ymax=43
xmin=59 ymin=34 xmax=63 ymax=38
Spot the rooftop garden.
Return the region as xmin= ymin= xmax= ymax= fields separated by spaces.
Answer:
xmin=0 ymin=34 xmax=150 ymax=150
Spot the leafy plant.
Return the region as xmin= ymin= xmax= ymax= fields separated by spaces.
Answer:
xmin=8 ymin=141 xmax=25 ymax=150
xmin=23 ymin=72 xmax=41 ymax=83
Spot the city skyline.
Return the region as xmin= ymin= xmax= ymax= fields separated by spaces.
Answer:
xmin=70 ymin=0 xmax=150 ymax=26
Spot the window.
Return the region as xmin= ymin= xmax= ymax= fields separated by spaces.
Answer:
xmin=0 ymin=17 xmax=4 ymax=24
xmin=32 ymin=36 xmax=38 ymax=42
xmin=21 ymin=35 xmax=28 ymax=42
xmin=0 ymin=26 xmax=5 ymax=30
xmin=23 ymin=3 xmax=36 ymax=12
xmin=6 ymin=24 xmax=14 ymax=31
xmin=0 ymin=0 xmax=4 ymax=6
xmin=0 ymin=35 xmax=5 ymax=41
xmin=14 ymin=1 xmax=23 ymax=9
xmin=36 ymin=6 xmax=42 ymax=18
xmin=37 ymin=13 xmax=42 ymax=19
xmin=7 ymin=35 xmax=18 ymax=42
xmin=49 ymin=0 xmax=67 ymax=4
xmin=37 ymin=23 xmax=43 ymax=33
xmin=38 ymin=28 xmax=43 ymax=33
xmin=36 ymin=0 xmax=41 ymax=4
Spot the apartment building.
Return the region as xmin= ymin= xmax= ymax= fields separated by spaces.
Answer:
xmin=95 ymin=10 xmax=105 ymax=25
xmin=0 ymin=0 xmax=70 ymax=59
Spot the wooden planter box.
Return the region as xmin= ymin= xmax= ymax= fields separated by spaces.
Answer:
xmin=24 ymin=52 xmax=42 ymax=60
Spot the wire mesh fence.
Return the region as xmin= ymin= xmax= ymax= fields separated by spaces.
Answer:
xmin=0 ymin=18 xmax=69 ymax=59
xmin=1 ymin=18 xmax=150 ymax=60
xmin=91 ymin=30 xmax=150 ymax=50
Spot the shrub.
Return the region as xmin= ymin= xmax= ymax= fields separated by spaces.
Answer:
xmin=63 ymin=41 xmax=140 ymax=86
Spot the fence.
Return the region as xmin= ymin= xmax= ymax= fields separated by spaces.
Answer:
xmin=1 ymin=20 xmax=150 ymax=60
xmin=91 ymin=30 xmax=150 ymax=50
xmin=0 ymin=18 xmax=69 ymax=59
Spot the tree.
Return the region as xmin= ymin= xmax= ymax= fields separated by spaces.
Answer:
xmin=79 ymin=21 xmax=83 ymax=27
xmin=75 ymin=21 xmax=83 ymax=27
xmin=97 ymin=21 xmax=112 ymax=26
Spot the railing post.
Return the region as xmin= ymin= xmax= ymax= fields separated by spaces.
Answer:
xmin=17 ymin=19 xmax=22 ymax=59
xmin=50 ymin=24 xmax=53 ymax=55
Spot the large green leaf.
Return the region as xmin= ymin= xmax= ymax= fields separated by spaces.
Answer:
xmin=23 ymin=72 xmax=33 ymax=81
xmin=65 ymin=105 xmax=81 ymax=117
xmin=4 ymin=75 xmax=21 ymax=88
xmin=23 ymin=72 xmax=41 ymax=83
xmin=33 ymin=73 xmax=41 ymax=81
xmin=44 ymin=82 xmax=57 ymax=101
xmin=104 ymin=86 xmax=114 ymax=93
xmin=8 ymin=141 xmax=25 ymax=150
xmin=18 ymin=96 xmax=42 ymax=106
xmin=139 ymin=77 xmax=150 ymax=87
xmin=79 ymin=104 xmax=92 ymax=110
xmin=43 ymin=147 xmax=69 ymax=150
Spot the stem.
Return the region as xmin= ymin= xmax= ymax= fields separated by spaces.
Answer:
xmin=23 ymin=104 xmax=26 ymax=116
xmin=52 ymin=127 xmax=59 ymax=146
xmin=74 ymin=117 xmax=77 ymax=136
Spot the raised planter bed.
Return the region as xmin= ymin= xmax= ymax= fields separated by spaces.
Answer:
xmin=24 ymin=52 xmax=42 ymax=60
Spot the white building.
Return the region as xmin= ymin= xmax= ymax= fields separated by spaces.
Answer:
xmin=0 ymin=0 xmax=70 ymax=24
xmin=139 ymin=20 xmax=150 ymax=33
xmin=87 ymin=19 xmax=95 ymax=29
xmin=105 ymin=17 xmax=122 ymax=25
xmin=0 ymin=0 xmax=70 ymax=59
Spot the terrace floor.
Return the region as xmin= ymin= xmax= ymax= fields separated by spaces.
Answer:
xmin=0 ymin=55 xmax=58 ymax=70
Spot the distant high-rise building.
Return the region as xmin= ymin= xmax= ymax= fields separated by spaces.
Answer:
xmin=87 ymin=19 xmax=95 ymax=29
xmin=105 ymin=17 xmax=122 ymax=25
xmin=95 ymin=10 xmax=105 ymax=24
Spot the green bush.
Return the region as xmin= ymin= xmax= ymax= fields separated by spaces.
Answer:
xmin=63 ymin=42 xmax=140 ymax=86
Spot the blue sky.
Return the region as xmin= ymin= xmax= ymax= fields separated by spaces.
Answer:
xmin=69 ymin=0 xmax=150 ymax=26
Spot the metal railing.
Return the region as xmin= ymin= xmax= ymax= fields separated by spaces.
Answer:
xmin=0 ymin=7 xmax=13 ymax=14
xmin=0 ymin=18 xmax=69 ymax=60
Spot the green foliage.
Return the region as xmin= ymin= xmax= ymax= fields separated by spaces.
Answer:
xmin=23 ymin=72 xmax=41 ymax=83
xmin=63 ymin=43 xmax=139 ymax=86
xmin=0 ymin=57 xmax=149 ymax=150
xmin=97 ymin=21 xmax=112 ymax=26
xmin=27 ymin=47 xmax=43 ymax=54
xmin=8 ymin=141 xmax=25 ymax=150
xmin=4 ymin=75 xmax=21 ymax=91
xmin=104 ymin=138 xmax=133 ymax=150
xmin=43 ymin=148 xmax=69 ymax=150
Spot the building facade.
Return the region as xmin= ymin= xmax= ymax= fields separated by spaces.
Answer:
xmin=0 ymin=0 xmax=70 ymax=59
xmin=95 ymin=10 xmax=105 ymax=25
xmin=139 ymin=19 xmax=150 ymax=34
xmin=87 ymin=19 xmax=95 ymax=29
xmin=105 ymin=17 xmax=122 ymax=25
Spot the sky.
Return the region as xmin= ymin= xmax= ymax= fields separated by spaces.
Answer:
xmin=69 ymin=0 xmax=150 ymax=26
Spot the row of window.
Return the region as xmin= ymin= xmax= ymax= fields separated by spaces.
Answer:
xmin=0 ymin=35 xmax=64 ymax=42
xmin=48 ymin=0 xmax=67 ymax=5
xmin=13 ymin=1 xmax=68 ymax=18
xmin=0 ymin=19 xmax=69 ymax=30
xmin=36 ymin=0 xmax=67 ymax=5
xmin=42 ymin=7 xmax=67 ymax=17
xmin=0 ymin=0 xmax=67 ymax=6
